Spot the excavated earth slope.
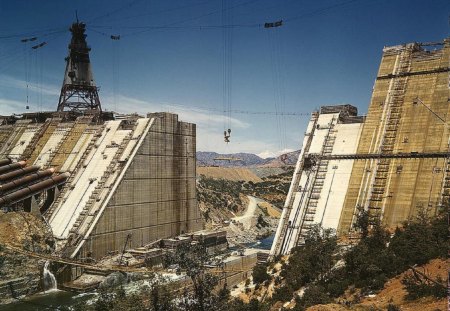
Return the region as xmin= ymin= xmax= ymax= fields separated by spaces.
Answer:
xmin=197 ymin=166 xmax=262 ymax=182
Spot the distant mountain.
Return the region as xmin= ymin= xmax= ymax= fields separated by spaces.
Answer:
xmin=261 ymin=150 xmax=300 ymax=167
xmin=196 ymin=152 xmax=266 ymax=167
xmin=196 ymin=150 xmax=300 ymax=167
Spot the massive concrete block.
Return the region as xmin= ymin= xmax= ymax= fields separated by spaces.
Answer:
xmin=0 ymin=111 xmax=203 ymax=260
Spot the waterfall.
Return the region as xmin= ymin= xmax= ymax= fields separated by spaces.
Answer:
xmin=43 ymin=261 xmax=57 ymax=292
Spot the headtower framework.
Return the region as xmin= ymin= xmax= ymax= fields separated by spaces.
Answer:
xmin=57 ymin=21 xmax=101 ymax=113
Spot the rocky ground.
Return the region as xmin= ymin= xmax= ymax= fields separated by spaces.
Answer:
xmin=232 ymin=256 xmax=447 ymax=311
xmin=225 ymin=196 xmax=280 ymax=246
xmin=0 ymin=211 xmax=55 ymax=303
xmin=197 ymin=166 xmax=290 ymax=246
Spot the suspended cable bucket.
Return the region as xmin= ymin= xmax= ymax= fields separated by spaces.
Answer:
xmin=20 ymin=37 xmax=37 ymax=43
xmin=31 ymin=42 xmax=47 ymax=50
xmin=224 ymin=129 xmax=231 ymax=143
xmin=264 ymin=20 xmax=283 ymax=28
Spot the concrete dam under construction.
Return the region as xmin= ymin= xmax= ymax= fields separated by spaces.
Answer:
xmin=0 ymin=21 xmax=203 ymax=273
xmin=271 ymin=38 xmax=450 ymax=256
xmin=0 ymin=18 xmax=448 ymax=294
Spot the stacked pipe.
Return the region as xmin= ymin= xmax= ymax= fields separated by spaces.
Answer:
xmin=0 ymin=173 xmax=69 ymax=207
xmin=0 ymin=168 xmax=55 ymax=193
xmin=0 ymin=158 xmax=69 ymax=208
xmin=0 ymin=158 xmax=12 ymax=167
xmin=0 ymin=165 xmax=40 ymax=182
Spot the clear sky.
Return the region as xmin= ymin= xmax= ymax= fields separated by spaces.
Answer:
xmin=0 ymin=0 xmax=448 ymax=157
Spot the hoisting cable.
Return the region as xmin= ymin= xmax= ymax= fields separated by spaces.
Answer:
xmin=265 ymin=18 xmax=287 ymax=151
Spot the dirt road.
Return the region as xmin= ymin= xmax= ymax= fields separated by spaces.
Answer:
xmin=232 ymin=196 xmax=263 ymax=229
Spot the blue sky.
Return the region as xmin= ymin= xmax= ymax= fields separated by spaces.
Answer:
xmin=0 ymin=0 xmax=448 ymax=157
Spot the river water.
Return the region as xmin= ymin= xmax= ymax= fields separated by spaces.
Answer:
xmin=252 ymin=234 xmax=274 ymax=250
xmin=2 ymin=235 xmax=275 ymax=310
xmin=1 ymin=291 xmax=95 ymax=311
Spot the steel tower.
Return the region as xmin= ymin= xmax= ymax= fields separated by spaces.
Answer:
xmin=57 ymin=21 xmax=101 ymax=113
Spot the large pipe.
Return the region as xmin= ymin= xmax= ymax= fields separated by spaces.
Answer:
xmin=0 ymin=158 xmax=12 ymax=167
xmin=0 ymin=161 xmax=26 ymax=175
xmin=0 ymin=168 xmax=55 ymax=194
xmin=0 ymin=173 xmax=69 ymax=207
xmin=0 ymin=165 xmax=41 ymax=183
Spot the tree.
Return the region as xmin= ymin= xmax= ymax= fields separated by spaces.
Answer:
xmin=390 ymin=211 xmax=447 ymax=269
xmin=344 ymin=218 xmax=392 ymax=291
xmin=73 ymin=241 xmax=230 ymax=311
xmin=292 ymin=285 xmax=331 ymax=311
xmin=228 ymin=298 xmax=270 ymax=311
xmin=282 ymin=225 xmax=338 ymax=291
xmin=252 ymin=264 xmax=270 ymax=285
xmin=353 ymin=206 xmax=369 ymax=238
xmin=164 ymin=242 xmax=229 ymax=311
xmin=149 ymin=282 xmax=176 ymax=311
xmin=402 ymin=273 xmax=447 ymax=300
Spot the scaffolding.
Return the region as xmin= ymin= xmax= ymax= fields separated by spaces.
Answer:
xmin=271 ymin=112 xmax=319 ymax=256
xmin=295 ymin=117 xmax=337 ymax=246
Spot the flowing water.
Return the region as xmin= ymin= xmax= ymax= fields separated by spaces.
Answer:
xmin=42 ymin=261 xmax=57 ymax=293
xmin=2 ymin=237 xmax=276 ymax=310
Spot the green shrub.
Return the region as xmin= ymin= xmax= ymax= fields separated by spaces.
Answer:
xmin=402 ymin=273 xmax=447 ymax=300
xmin=387 ymin=303 xmax=401 ymax=311
xmin=293 ymin=285 xmax=331 ymax=311
xmin=390 ymin=213 xmax=447 ymax=269
xmin=252 ymin=264 xmax=270 ymax=285
xmin=284 ymin=226 xmax=337 ymax=290
xmin=271 ymin=285 xmax=293 ymax=303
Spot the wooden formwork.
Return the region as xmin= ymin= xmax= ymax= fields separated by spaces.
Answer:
xmin=27 ymin=119 xmax=60 ymax=164
xmin=50 ymin=119 xmax=90 ymax=171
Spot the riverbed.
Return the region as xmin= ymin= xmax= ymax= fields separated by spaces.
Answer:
xmin=1 ymin=290 xmax=95 ymax=311
xmin=2 ymin=234 xmax=275 ymax=310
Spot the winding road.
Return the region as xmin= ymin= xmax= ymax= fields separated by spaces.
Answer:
xmin=232 ymin=196 xmax=263 ymax=229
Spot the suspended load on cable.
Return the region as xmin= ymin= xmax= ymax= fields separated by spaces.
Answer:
xmin=21 ymin=37 xmax=37 ymax=43
xmin=31 ymin=42 xmax=47 ymax=49
xmin=224 ymin=128 xmax=231 ymax=143
xmin=264 ymin=20 xmax=283 ymax=28
xmin=110 ymin=35 xmax=121 ymax=40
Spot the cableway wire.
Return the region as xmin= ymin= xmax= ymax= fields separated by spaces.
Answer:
xmin=112 ymin=27 xmax=120 ymax=112
xmin=111 ymin=0 xmax=261 ymax=38
xmin=222 ymin=0 xmax=233 ymax=139
xmin=0 ymin=29 xmax=66 ymax=67
xmin=87 ymin=0 xmax=146 ymax=24
xmin=284 ymin=0 xmax=361 ymax=22
xmin=266 ymin=17 xmax=287 ymax=151
xmin=89 ymin=0 xmax=369 ymax=34
xmin=0 ymin=27 xmax=68 ymax=40
xmin=92 ymin=0 xmax=213 ymax=25
xmin=91 ymin=23 xmax=261 ymax=31
xmin=0 ymin=0 xmax=368 ymax=43
xmin=165 ymin=103 xmax=310 ymax=117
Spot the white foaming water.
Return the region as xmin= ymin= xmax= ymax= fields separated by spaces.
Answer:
xmin=43 ymin=261 xmax=57 ymax=292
